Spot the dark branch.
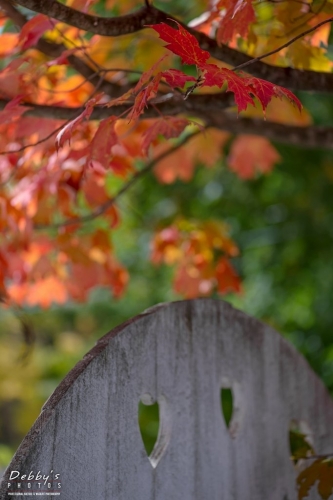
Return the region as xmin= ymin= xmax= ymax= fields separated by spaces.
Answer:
xmin=12 ymin=0 xmax=333 ymax=93
xmin=0 ymin=0 xmax=127 ymax=98
xmin=12 ymin=0 xmax=165 ymax=36
xmin=0 ymin=92 xmax=235 ymax=120
xmin=1 ymin=94 xmax=333 ymax=150
xmin=205 ymin=111 xmax=333 ymax=150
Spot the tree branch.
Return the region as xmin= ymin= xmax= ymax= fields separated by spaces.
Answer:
xmin=2 ymin=93 xmax=333 ymax=150
xmin=0 ymin=0 xmax=127 ymax=98
xmin=204 ymin=111 xmax=333 ymax=150
xmin=12 ymin=0 xmax=165 ymax=36
xmin=0 ymin=92 xmax=235 ymax=120
xmin=12 ymin=0 xmax=333 ymax=92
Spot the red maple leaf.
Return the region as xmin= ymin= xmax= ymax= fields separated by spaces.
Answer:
xmin=19 ymin=14 xmax=54 ymax=50
xmin=246 ymin=76 xmax=302 ymax=111
xmin=272 ymin=85 xmax=303 ymax=112
xmin=130 ymin=73 xmax=162 ymax=120
xmin=217 ymin=0 xmax=255 ymax=44
xmin=0 ymin=96 xmax=31 ymax=125
xmin=161 ymin=69 xmax=197 ymax=88
xmin=55 ymin=93 xmax=104 ymax=150
xmin=134 ymin=55 xmax=168 ymax=93
xmin=149 ymin=21 xmax=210 ymax=66
xmin=142 ymin=116 xmax=190 ymax=154
xmin=88 ymin=116 xmax=118 ymax=170
xmin=202 ymin=64 xmax=254 ymax=111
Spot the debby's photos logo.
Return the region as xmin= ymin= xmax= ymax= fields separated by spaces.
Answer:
xmin=6 ymin=470 xmax=61 ymax=496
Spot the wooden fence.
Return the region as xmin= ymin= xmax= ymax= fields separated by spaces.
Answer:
xmin=1 ymin=299 xmax=332 ymax=499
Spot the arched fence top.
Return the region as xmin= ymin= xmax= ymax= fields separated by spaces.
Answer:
xmin=1 ymin=299 xmax=333 ymax=500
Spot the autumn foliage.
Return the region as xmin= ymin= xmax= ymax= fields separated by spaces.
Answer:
xmin=1 ymin=0 xmax=333 ymax=495
xmin=0 ymin=0 xmax=329 ymax=312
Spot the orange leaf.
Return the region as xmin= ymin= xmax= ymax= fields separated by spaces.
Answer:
xmin=228 ymin=135 xmax=281 ymax=179
xmin=215 ymin=257 xmax=241 ymax=294
xmin=298 ymin=459 xmax=333 ymax=500
xmin=154 ymin=141 xmax=196 ymax=183
xmin=174 ymin=262 xmax=214 ymax=298
xmin=0 ymin=34 xmax=18 ymax=56
xmin=151 ymin=219 xmax=241 ymax=299
xmin=8 ymin=276 xmax=68 ymax=308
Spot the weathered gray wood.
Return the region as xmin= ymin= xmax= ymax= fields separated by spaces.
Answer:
xmin=1 ymin=299 xmax=332 ymax=499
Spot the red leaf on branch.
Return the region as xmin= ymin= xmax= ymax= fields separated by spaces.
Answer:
xmin=200 ymin=65 xmax=302 ymax=113
xmin=0 ymin=97 xmax=31 ymax=125
xmin=217 ymin=0 xmax=255 ymax=44
xmin=142 ymin=117 xmax=190 ymax=154
xmin=202 ymin=64 xmax=254 ymax=111
xmin=88 ymin=116 xmax=118 ymax=170
xmin=45 ymin=48 xmax=78 ymax=67
xmin=161 ymin=69 xmax=197 ymax=88
xmin=55 ymin=93 xmax=104 ymax=150
xmin=109 ymin=154 xmax=134 ymax=178
xmin=246 ymin=76 xmax=302 ymax=111
xmin=19 ymin=14 xmax=54 ymax=50
xmin=134 ymin=55 xmax=168 ymax=93
xmin=130 ymin=73 xmax=162 ymax=120
xmin=273 ymin=86 xmax=303 ymax=112
xmin=244 ymin=77 xmax=276 ymax=110
xmin=105 ymin=89 xmax=133 ymax=108
xmin=150 ymin=22 xmax=210 ymax=66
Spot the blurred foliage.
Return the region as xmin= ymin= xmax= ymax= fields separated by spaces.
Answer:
xmin=2 ymin=124 xmax=333 ymax=465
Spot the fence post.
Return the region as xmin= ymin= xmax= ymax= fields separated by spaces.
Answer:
xmin=1 ymin=299 xmax=332 ymax=500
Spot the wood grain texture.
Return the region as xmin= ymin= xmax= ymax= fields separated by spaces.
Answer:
xmin=0 ymin=299 xmax=332 ymax=500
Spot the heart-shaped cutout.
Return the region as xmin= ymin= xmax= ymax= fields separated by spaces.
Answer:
xmin=221 ymin=387 xmax=233 ymax=429
xmin=220 ymin=377 xmax=243 ymax=438
xmin=138 ymin=393 xmax=171 ymax=468
xmin=289 ymin=419 xmax=314 ymax=464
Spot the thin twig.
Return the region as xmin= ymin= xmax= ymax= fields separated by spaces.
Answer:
xmin=233 ymin=15 xmax=333 ymax=71
xmin=0 ymin=122 xmax=68 ymax=157
xmin=35 ymin=131 xmax=202 ymax=230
